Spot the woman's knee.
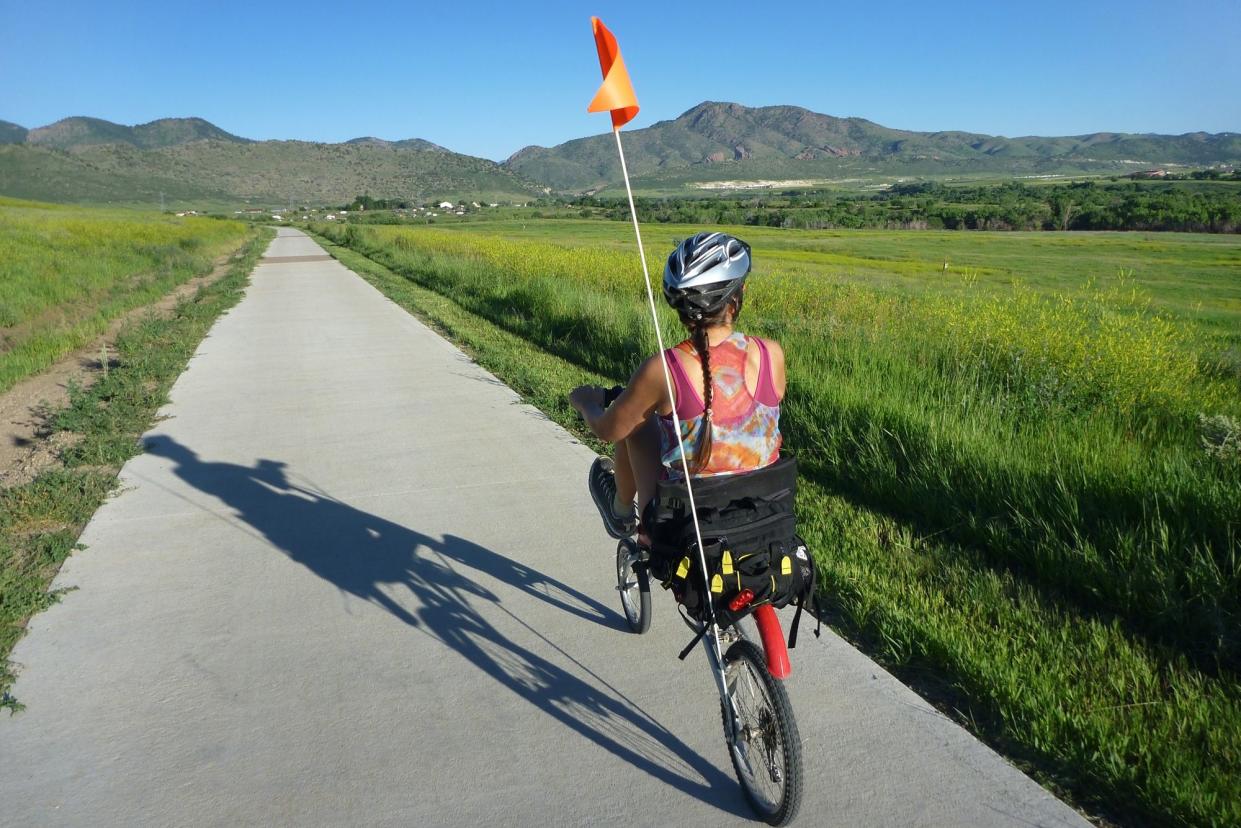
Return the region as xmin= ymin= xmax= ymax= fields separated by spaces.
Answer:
xmin=627 ymin=414 xmax=660 ymax=453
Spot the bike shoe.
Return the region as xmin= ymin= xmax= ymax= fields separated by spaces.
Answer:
xmin=589 ymin=456 xmax=638 ymax=539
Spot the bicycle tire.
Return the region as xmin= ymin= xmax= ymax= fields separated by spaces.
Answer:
xmin=615 ymin=538 xmax=651 ymax=634
xmin=720 ymin=639 xmax=803 ymax=825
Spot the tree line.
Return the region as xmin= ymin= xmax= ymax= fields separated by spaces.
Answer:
xmin=570 ymin=179 xmax=1241 ymax=233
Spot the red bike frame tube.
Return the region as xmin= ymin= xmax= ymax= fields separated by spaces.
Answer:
xmin=754 ymin=604 xmax=791 ymax=679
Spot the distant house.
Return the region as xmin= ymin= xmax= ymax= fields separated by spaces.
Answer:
xmin=455 ymin=211 xmax=465 ymax=216
xmin=438 ymin=201 xmax=454 ymax=209
xmin=326 ymin=214 xmax=337 ymax=220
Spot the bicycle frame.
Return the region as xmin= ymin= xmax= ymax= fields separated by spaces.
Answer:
xmin=703 ymin=625 xmax=742 ymax=741
xmin=702 ymin=603 xmax=792 ymax=743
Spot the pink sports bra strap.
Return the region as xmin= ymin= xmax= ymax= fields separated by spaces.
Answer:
xmin=663 ymin=348 xmax=705 ymax=420
xmin=752 ymin=336 xmax=781 ymax=406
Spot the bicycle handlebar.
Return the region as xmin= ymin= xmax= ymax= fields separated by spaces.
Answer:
xmin=573 ymin=385 xmax=624 ymax=422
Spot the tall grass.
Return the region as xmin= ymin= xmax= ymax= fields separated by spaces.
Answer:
xmin=0 ymin=197 xmax=248 ymax=392
xmin=314 ymin=221 xmax=1241 ymax=826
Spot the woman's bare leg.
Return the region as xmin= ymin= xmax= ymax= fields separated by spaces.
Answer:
xmin=614 ymin=437 xmax=637 ymax=507
xmin=619 ymin=415 xmax=662 ymax=515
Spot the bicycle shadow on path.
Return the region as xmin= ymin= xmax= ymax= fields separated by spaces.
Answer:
xmin=143 ymin=435 xmax=746 ymax=816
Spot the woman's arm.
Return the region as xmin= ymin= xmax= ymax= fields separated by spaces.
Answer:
xmin=568 ymin=354 xmax=668 ymax=443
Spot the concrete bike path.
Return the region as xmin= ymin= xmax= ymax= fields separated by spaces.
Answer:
xmin=1 ymin=228 xmax=1088 ymax=827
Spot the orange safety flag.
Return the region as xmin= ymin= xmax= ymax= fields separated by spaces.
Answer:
xmin=587 ymin=16 xmax=639 ymax=129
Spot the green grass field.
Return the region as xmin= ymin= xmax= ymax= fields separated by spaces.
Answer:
xmin=427 ymin=219 xmax=1241 ymax=342
xmin=0 ymin=197 xmax=249 ymax=393
xmin=310 ymin=219 xmax=1241 ymax=827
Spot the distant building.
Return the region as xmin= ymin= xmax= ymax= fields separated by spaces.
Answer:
xmin=1128 ymin=169 xmax=1169 ymax=179
xmin=326 ymin=214 xmax=337 ymax=220
xmin=438 ymin=201 xmax=454 ymax=209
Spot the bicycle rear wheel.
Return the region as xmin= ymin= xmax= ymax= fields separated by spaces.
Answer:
xmin=615 ymin=537 xmax=651 ymax=634
xmin=720 ymin=639 xmax=802 ymax=825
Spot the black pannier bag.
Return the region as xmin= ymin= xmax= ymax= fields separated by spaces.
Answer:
xmin=644 ymin=457 xmax=818 ymax=643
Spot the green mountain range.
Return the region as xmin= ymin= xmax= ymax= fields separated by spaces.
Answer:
xmin=1 ymin=105 xmax=1238 ymax=207
xmin=508 ymin=102 xmax=1241 ymax=192
xmin=19 ymin=115 xmax=247 ymax=150
xmin=0 ymin=116 xmax=543 ymax=206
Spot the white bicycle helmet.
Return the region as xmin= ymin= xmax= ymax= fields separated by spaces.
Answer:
xmin=663 ymin=231 xmax=751 ymax=321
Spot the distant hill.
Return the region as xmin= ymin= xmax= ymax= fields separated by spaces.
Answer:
xmin=0 ymin=120 xmax=27 ymax=144
xmin=25 ymin=116 xmax=249 ymax=150
xmin=344 ymin=136 xmax=450 ymax=152
xmin=505 ymin=101 xmax=1241 ymax=192
xmin=0 ymin=116 xmax=543 ymax=205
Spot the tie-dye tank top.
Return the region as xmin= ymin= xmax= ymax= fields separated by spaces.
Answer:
xmin=658 ymin=332 xmax=782 ymax=479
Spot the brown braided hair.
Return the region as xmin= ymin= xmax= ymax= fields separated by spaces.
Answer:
xmin=680 ymin=292 xmax=744 ymax=473
xmin=689 ymin=320 xmax=714 ymax=472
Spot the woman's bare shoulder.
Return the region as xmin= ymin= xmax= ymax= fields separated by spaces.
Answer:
xmin=748 ymin=335 xmax=785 ymax=364
xmin=749 ymin=335 xmax=786 ymax=397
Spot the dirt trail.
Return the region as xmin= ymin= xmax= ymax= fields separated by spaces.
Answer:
xmin=0 ymin=249 xmax=245 ymax=489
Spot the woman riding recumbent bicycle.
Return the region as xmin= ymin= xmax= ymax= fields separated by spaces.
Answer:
xmin=569 ymin=230 xmax=816 ymax=653
xmin=570 ymin=231 xmax=815 ymax=825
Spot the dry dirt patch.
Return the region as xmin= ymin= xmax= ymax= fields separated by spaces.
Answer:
xmin=0 ymin=251 xmax=242 ymax=489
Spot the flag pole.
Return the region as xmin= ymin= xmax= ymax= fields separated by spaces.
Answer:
xmin=611 ymin=126 xmax=723 ymax=648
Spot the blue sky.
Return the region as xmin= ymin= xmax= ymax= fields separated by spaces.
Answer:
xmin=2 ymin=0 xmax=1238 ymax=161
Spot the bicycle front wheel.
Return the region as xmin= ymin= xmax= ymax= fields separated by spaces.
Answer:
xmin=615 ymin=537 xmax=651 ymax=634
xmin=720 ymin=639 xmax=803 ymax=825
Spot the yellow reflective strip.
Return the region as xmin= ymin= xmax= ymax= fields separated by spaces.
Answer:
xmin=721 ymin=550 xmax=734 ymax=575
xmin=676 ymin=557 xmax=691 ymax=579
xmin=711 ymin=574 xmax=723 ymax=594
xmin=781 ymin=555 xmax=793 ymax=576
